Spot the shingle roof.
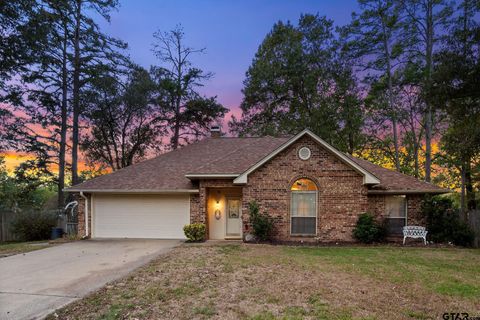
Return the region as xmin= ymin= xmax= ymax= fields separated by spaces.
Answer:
xmin=347 ymin=155 xmax=447 ymax=193
xmin=67 ymin=137 xmax=289 ymax=192
xmin=67 ymin=135 xmax=448 ymax=194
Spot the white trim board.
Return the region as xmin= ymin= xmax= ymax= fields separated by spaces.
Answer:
xmin=233 ymin=129 xmax=380 ymax=185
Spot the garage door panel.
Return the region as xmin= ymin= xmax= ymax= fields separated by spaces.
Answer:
xmin=93 ymin=194 xmax=189 ymax=239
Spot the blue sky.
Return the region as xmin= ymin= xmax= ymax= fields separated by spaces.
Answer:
xmin=98 ymin=0 xmax=359 ymax=121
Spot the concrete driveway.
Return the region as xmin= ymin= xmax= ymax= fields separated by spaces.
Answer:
xmin=0 ymin=239 xmax=179 ymax=320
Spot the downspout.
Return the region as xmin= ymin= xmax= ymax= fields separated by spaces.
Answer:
xmin=79 ymin=191 xmax=89 ymax=239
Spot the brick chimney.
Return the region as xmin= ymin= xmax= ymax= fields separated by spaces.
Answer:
xmin=210 ymin=125 xmax=221 ymax=138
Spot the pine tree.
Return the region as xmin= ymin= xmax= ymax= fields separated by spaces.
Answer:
xmin=399 ymin=0 xmax=453 ymax=182
xmin=341 ymin=0 xmax=406 ymax=170
xmin=69 ymin=0 xmax=127 ymax=184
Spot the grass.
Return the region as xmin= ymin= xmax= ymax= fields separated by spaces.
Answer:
xmin=283 ymin=246 xmax=480 ymax=298
xmin=47 ymin=244 xmax=480 ymax=320
xmin=0 ymin=240 xmax=51 ymax=257
xmin=193 ymin=303 xmax=216 ymax=317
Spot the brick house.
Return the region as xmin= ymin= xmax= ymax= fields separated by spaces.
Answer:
xmin=67 ymin=129 xmax=448 ymax=242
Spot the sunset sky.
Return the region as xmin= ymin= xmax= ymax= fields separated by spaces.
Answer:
xmin=4 ymin=0 xmax=361 ymax=171
xmin=96 ymin=0 xmax=359 ymax=121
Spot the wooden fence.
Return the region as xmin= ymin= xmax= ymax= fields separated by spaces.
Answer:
xmin=0 ymin=210 xmax=19 ymax=242
xmin=468 ymin=210 xmax=480 ymax=248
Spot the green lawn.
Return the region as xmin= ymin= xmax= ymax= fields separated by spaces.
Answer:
xmin=283 ymin=246 xmax=480 ymax=299
xmin=47 ymin=244 xmax=480 ymax=320
xmin=0 ymin=241 xmax=51 ymax=257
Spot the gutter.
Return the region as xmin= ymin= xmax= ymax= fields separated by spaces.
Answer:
xmin=79 ymin=191 xmax=89 ymax=239
xmin=65 ymin=189 xmax=200 ymax=194
xmin=185 ymin=174 xmax=239 ymax=179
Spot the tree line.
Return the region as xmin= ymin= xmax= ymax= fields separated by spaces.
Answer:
xmin=0 ymin=1 xmax=227 ymax=208
xmin=230 ymin=0 xmax=479 ymax=216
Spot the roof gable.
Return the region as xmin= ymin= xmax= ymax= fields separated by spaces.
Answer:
xmin=233 ymin=129 xmax=381 ymax=185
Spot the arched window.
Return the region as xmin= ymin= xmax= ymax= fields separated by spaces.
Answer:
xmin=291 ymin=178 xmax=317 ymax=235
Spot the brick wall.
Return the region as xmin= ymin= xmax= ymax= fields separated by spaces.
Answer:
xmin=190 ymin=194 xmax=202 ymax=224
xmin=368 ymin=195 xmax=387 ymax=220
xmin=241 ymin=135 xmax=368 ymax=242
xmin=406 ymin=194 xmax=425 ymax=225
xmin=74 ymin=193 xmax=91 ymax=238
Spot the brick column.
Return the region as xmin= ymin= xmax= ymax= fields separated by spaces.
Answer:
xmin=74 ymin=193 xmax=91 ymax=238
xmin=189 ymin=194 xmax=203 ymax=224
xmin=407 ymin=194 xmax=425 ymax=226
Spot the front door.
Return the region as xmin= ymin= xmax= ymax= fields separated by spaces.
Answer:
xmin=226 ymin=198 xmax=241 ymax=237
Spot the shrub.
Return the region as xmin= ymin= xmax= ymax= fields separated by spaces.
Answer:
xmin=183 ymin=223 xmax=206 ymax=242
xmin=353 ymin=213 xmax=386 ymax=243
xmin=10 ymin=209 xmax=57 ymax=241
xmin=248 ymin=201 xmax=274 ymax=241
xmin=422 ymin=196 xmax=475 ymax=247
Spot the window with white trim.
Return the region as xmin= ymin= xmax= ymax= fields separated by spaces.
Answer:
xmin=385 ymin=195 xmax=407 ymax=235
xmin=291 ymin=178 xmax=317 ymax=235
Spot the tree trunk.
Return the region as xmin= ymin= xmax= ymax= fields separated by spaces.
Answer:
xmin=413 ymin=141 xmax=419 ymax=178
xmin=172 ymin=121 xmax=180 ymax=150
xmin=424 ymin=107 xmax=432 ymax=182
xmin=381 ymin=17 xmax=400 ymax=172
xmin=460 ymin=163 xmax=466 ymax=221
xmin=386 ymin=66 xmax=400 ymax=171
xmin=71 ymin=0 xmax=82 ymax=185
xmin=424 ymin=0 xmax=434 ymax=182
xmin=387 ymin=70 xmax=400 ymax=171
xmin=391 ymin=116 xmax=400 ymax=171
xmin=58 ymin=23 xmax=69 ymax=208
xmin=348 ymin=129 xmax=354 ymax=155
xmin=465 ymin=159 xmax=476 ymax=211
xmin=171 ymin=36 xmax=183 ymax=150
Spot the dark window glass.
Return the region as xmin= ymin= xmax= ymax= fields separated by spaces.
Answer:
xmin=291 ymin=217 xmax=316 ymax=234
xmin=385 ymin=196 xmax=406 ymax=235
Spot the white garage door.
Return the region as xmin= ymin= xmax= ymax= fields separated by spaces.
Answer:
xmin=93 ymin=194 xmax=190 ymax=239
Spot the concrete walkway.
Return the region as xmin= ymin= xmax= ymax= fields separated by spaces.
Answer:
xmin=0 ymin=239 xmax=179 ymax=320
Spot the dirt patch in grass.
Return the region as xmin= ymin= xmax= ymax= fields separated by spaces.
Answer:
xmin=47 ymin=244 xmax=480 ymax=320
